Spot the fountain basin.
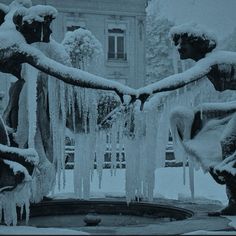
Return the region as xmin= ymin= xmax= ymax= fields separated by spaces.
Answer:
xmin=18 ymin=199 xmax=193 ymax=228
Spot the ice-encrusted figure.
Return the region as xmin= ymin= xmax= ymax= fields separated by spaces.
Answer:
xmin=168 ymin=23 xmax=236 ymax=216
xmin=0 ymin=0 xmax=136 ymax=225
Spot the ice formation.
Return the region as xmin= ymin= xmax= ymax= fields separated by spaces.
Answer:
xmin=3 ymin=47 xmax=236 ymax=225
xmin=0 ymin=152 xmax=37 ymax=225
xmin=15 ymin=5 xmax=58 ymax=24
xmin=2 ymin=0 xmax=236 ymax=227
xmin=169 ymin=22 xmax=218 ymax=47
xmin=62 ymin=28 xmax=103 ymax=70
xmin=0 ymin=179 xmax=31 ymax=226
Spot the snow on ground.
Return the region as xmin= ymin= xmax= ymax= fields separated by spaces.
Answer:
xmin=50 ymin=167 xmax=236 ymax=235
xmin=0 ymin=167 xmax=233 ymax=235
xmin=52 ymin=167 xmax=228 ymax=205
xmin=184 ymin=229 xmax=236 ymax=235
xmin=0 ymin=226 xmax=89 ymax=235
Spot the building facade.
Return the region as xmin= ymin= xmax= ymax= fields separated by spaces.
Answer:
xmin=0 ymin=0 xmax=147 ymax=112
xmin=37 ymin=0 xmax=147 ymax=88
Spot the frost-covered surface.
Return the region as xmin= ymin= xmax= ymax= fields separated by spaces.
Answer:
xmin=26 ymin=40 xmax=73 ymax=200
xmin=184 ymin=230 xmax=235 ymax=235
xmin=51 ymin=168 xmax=227 ymax=204
xmin=62 ymin=28 xmax=103 ymax=70
xmin=0 ymin=3 xmax=9 ymax=14
xmin=169 ymin=22 xmax=218 ymax=46
xmin=3 ymin=159 xmax=31 ymax=181
xmin=11 ymin=34 xmax=236 ymax=205
xmin=9 ymin=0 xmax=32 ymax=9
xmin=0 ymin=144 xmax=39 ymax=165
xmin=173 ymin=111 xmax=230 ymax=172
xmin=14 ymin=41 xmax=236 ymax=106
xmin=14 ymin=5 xmax=57 ymax=24
xmin=2 ymin=0 xmax=236 ymax=230
xmin=214 ymin=151 xmax=236 ymax=176
xmin=169 ymin=100 xmax=236 ymax=174
xmin=137 ymin=50 xmax=236 ymax=95
xmin=15 ymin=42 xmax=136 ymax=94
xmin=0 ymin=180 xmax=31 ymax=226
xmin=0 ymin=226 xmax=89 ymax=235
xmin=0 ymin=115 xmax=10 ymax=145
xmin=2 ymin=0 xmax=32 ymax=31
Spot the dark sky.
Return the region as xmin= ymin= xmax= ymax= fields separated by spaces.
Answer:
xmin=148 ymin=0 xmax=236 ymax=40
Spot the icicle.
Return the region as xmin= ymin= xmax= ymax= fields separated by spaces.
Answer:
xmin=188 ymin=157 xmax=195 ymax=200
xmin=155 ymin=109 xmax=170 ymax=167
xmin=25 ymin=64 xmax=38 ymax=148
xmin=116 ymin=120 xmax=123 ymax=169
xmin=111 ymin=123 xmax=117 ymax=174
xmin=182 ymin=154 xmax=187 ymax=185
xmin=41 ymin=23 xmax=44 ymax=42
xmin=48 ymin=77 xmax=65 ymax=190
xmin=145 ymin=110 xmax=160 ymax=201
xmin=0 ymin=181 xmax=31 ymax=226
xmin=0 ymin=116 xmax=10 ymax=146
xmin=181 ymin=60 xmax=186 ymax=72
xmin=71 ymin=88 xmax=76 ymax=132
xmin=74 ymin=133 xmax=82 ymax=198
xmin=172 ymin=43 xmax=179 ymax=74
xmin=59 ymin=81 xmax=66 ymax=189
xmin=74 ymin=129 xmax=97 ymax=199
xmin=95 ymin=131 xmax=106 ymax=189
xmin=124 ymin=136 xmax=138 ymax=203
xmin=20 ymin=205 xmax=24 ymax=220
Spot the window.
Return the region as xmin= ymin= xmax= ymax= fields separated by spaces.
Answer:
xmin=108 ymin=28 xmax=126 ymax=60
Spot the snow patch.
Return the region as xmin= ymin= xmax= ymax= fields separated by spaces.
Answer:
xmin=14 ymin=5 xmax=57 ymax=24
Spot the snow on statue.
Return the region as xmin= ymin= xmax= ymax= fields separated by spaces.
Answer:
xmin=0 ymin=0 xmax=136 ymax=226
xmin=168 ymin=23 xmax=236 ymax=216
xmin=62 ymin=27 xmax=103 ymax=70
xmin=2 ymin=0 xmax=236 ymax=228
xmin=135 ymin=22 xmax=236 ymax=216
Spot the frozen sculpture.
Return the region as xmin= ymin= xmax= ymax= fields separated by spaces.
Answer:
xmin=1 ymin=0 xmax=236 ymax=226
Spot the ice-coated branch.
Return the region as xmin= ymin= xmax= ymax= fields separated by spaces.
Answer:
xmin=137 ymin=50 xmax=236 ymax=103
xmin=94 ymin=50 xmax=236 ymax=127
xmin=0 ymin=43 xmax=137 ymax=102
xmin=195 ymin=101 xmax=236 ymax=115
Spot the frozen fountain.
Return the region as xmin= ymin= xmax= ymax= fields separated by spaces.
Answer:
xmin=2 ymin=1 xmax=236 ymax=234
xmin=17 ymin=199 xmax=193 ymax=229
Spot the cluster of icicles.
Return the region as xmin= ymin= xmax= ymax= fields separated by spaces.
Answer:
xmin=3 ymin=60 xmax=236 ymax=227
xmin=67 ymin=74 xmax=236 ymax=202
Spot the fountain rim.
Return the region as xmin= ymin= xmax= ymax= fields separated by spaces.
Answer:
xmin=27 ymin=198 xmax=194 ymax=220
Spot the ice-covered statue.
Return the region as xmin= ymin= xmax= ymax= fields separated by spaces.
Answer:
xmin=3 ymin=0 xmax=236 ymax=227
xmin=0 ymin=2 xmax=65 ymax=204
xmin=135 ymin=23 xmax=236 ymax=216
xmin=0 ymin=0 xmax=136 ymax=225
xmin=169 ymin=24 xmax=236 ymax=216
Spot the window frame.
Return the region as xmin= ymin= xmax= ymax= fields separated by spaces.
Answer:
xmin=106 ymin=21 xmax=128 ymax=63
xmin=108 ymin=28 xmax=126 ymax=61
